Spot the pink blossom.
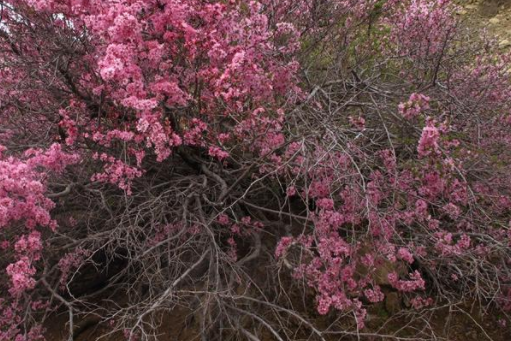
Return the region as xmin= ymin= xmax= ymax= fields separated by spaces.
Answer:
xmin=398 ymin=93 xmax=430 ymax=119
xmin=364 ymin=286 xmax=385 ymax=303
xmin=316 ymin=198 xmax=334 ymax=210
xmin=397 ymin=247 xmax=414 ymax=264
xmin=388 ymin=270 xmax=425 ymax=292
xmin=417 ymin=118 xmax=441 ymax=157
xmin=217 ymin=214 xmax=230 ymax=226
xmin=208 ymin=146 xmax=229 ymax=161
xmin=275 ymin=237 xmax=294 ymax=258
xmin=442 ymin=203 xmax=461 ymax=220
xmin=6 ymin=257 xmax=36 ymax=296
xmin=14 ymin=231 xmax=42 ymax=260
xmin=286 ymin=186 xmax=297 ymax=197
xmin=58 ymin=248 xmax=91 ymax=285
xmin=410 ymin=297 xmax=433 ymax=310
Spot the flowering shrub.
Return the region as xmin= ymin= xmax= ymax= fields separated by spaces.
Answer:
xmin=0 ymin=144 xmax=78 ymax=339
xmin=398 ymin=93 xmax=430 ymax=120
xmin=0 ymin=0 xmax=510 ymax=340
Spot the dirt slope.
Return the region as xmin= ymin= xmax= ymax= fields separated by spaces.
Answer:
xmin=457 ymin=0 xmax=511 ymax=47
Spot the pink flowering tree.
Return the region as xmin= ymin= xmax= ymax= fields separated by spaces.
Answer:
xmin=0 ymin=143 xmax=78 ymax=340
xmin=0 ymin=0 xmax=510 ymax=340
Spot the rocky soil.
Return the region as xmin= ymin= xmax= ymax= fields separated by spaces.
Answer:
xmin=457 ymin=0 xmax=511 ymax=47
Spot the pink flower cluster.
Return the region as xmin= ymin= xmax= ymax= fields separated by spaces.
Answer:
xmin=0 ymin=144 xmax=78 ymax=339
xmin=389 ymin=0 xmax=455 ymax=60
xmin=6 ymin=257 xmax=37 ymax=296
xmin=388 ymin=271 xmax=426 ymax=293
xmin=434 ymin=232 xmax=471 ymax=256
xmin=398 ymin=93 xmax=430 ymax=119
xmin=91 ymin=154 xmax=143 ymax=195
xmin=0 ymin=144 xmax=77 ymax=297
xmin=58 ymin=248 xmax=91 ymax=285
xmin=417 ymin=118 xmax=441 ymax=157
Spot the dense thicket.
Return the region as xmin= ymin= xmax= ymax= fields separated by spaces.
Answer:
xmin=1 ymin=0 xmax=511 ymax=340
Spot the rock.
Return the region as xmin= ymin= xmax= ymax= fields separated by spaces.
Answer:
xmin=385 ymin=292 xmax=401 ymax=315
xmin=489 ymin=18 xmax=501 ymax=25
xmin=372 ymin=259 xmax=407 ymax=286
xmin=402 ymin=294 xmax=411 ymax=308
xmin=466 ymin=330 xmax=478 ymax=339
xmin=499 ymin=39 xmax=511 ymax=48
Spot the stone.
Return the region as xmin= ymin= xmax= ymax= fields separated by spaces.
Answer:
xmin=372 ymin=259 xmax=407 ymax=286
xmin=499 ymin=39 xmax=511 ymax=48
xmin=489 ymin=18 xmax=501 ymax=25
xmin=385 ymin=292 xmax=401 ymax=315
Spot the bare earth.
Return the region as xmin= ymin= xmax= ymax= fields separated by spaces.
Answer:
xmin=457 ymin=0 xmax=511 ymax=47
